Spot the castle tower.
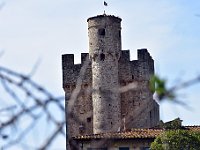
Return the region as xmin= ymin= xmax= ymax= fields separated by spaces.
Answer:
xmin=87 ymin=15 xmax=122 ymax=134
xmin=62 ymin=14 xmax=160 ymax=149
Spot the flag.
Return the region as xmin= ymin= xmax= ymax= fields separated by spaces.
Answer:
xmin=104 ymin=1 xmax=108 ymax=6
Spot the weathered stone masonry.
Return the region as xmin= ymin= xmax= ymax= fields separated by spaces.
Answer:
xmin=62 ymin=15 xmax=159 ymax=142
xmin=88 ymin=15 xmax=122 ymax=134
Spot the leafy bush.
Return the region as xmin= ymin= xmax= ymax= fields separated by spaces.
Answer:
xmin=151 ymin=130 xmax=200 ymax=150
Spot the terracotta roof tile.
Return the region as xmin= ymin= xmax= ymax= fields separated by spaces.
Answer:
xmin=185 ymin=126 xmax=200 ymax=131
xmin=73 ymin=126 xmax=200 ymax=140
xmin=73 ymin=128 xmax=163 ymax=140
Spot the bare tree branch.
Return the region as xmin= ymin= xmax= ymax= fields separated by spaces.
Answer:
xmin=0 ymin=65 xmax=65 ymax=149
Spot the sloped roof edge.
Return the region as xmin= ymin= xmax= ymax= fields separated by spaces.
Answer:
xmin=73 ymin=126 xmax=200 ymax=140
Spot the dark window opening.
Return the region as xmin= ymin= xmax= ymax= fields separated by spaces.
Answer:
xmin=87 ymin=117 xmax=91 ymax=122
xmin=109 ymin=104 xmax=111 ymax=106
xmin=150 ymin=111 xmax=152 ymax=119
xmin=88 ymin=148 xmax=107 ymax=150
xmin=84 ymin=83 xmax=88 ymax=88
xmin=66 ymin=85 xmax=70 ymax=90
xmin=111 ymin=122 xmax=112 ymax=125
xmin=119 ymin=31 xmax=121 ymax=38
xmin=119 ymin=147 xmax=129 ymax=150
xmin=132 ymin=75 xmax=134 ymax=79
xmin=140 ymin=147 xmax=150 ymax=150
xmin=98 ymin=28 xmax=105 ymax=36
xmin=100 ymin=53 xmax=105 ymax=61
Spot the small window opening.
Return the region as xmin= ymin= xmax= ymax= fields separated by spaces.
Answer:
xmin=119 ymin=31 xmax=121 ymax=38
xmin=119 ymin=147 xmax=129 ymax=150
xmin=66 ymin=85 xmax=70 ymax=90
xmin=111 ymin=122 xmax=112 ymax=125
xmin=98 ymin=28 xmax=105 ymax=36
xmin=100 ymin=53 xmax=105 ymax=61
xmin=87 ymin=117 xmax=91 ymax=122
xmin=84 ymin=83 xmax=88 ymax=88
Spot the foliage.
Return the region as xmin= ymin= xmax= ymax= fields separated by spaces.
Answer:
xmin=150 ymin=130 xmax=200 ymax=150
xmin=159 ymin=118 xmax=183 ymax=130
xmin=150 ymin=75 xmax=175 ymax=100
xmin=150 ymin=75 xmax=200 ymax=106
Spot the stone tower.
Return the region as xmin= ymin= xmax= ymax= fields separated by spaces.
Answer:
xmin=62 ymin=14 xmax=160 ymax=149
xmin=88 ymin=15 xmax=122 ymax=134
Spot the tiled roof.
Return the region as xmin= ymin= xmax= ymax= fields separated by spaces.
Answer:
xmin=185 ymin=126 xmax=200 ymax=131
xmin=73 ymin=126 xmax=200 ymax=140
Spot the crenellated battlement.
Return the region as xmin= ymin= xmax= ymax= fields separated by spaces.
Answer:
xmin=62 ymin=49 xmax=153 ymax=69
xmin=62 ymin=53 xmax=89 ymax=67
xmin=81 ymin=53 xmax=89 ymax=64
xmin=62 ymin=49 xmax=154 ymax=88
xmin=119 ymin=48 xmax=153 ymax=63
xmin=120 ymin=50 xmax=130 ymax=62
xmin=138 ymin=48 xmax=153 ymax=60
xmin=62 ymin=53 xmax=91 ymax=89
xmin=62 ymin=54 xmax=74 ymax=67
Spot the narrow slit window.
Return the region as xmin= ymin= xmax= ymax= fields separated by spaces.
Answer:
xmin=100 ymin=53 xmax=105 ymax=61
xmin=119 ymin=31 xmax=121 ymax=37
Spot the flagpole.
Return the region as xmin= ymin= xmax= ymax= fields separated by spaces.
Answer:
xmin=103 ymin=1 xmax=108 ymax=15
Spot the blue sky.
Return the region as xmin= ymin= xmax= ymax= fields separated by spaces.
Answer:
xmin=0 ymin=0 xmax=200 ymax=149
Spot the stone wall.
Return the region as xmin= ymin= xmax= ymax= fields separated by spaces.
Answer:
xmin=62 ymin=49 xmax=159 ymax=138
xmin=119 ymin=49 xmax=159 ymax=129
xmin=75 ymin=138 xmax=153 ymax=150
xmin=62 ymin=53 xmax=93 ymax=140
